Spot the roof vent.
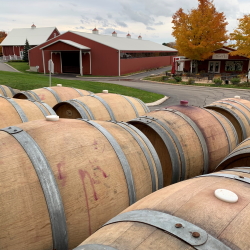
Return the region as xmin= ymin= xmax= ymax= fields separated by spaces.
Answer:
xmin=92 ymin=27 xmax=99 ymax=34
xmin=112 ymin=31 xmax=117 ymax=37
xmin=31 ymin=24 xmax=36 ymax=29
xmin=138 ymin=35 xmax=142 ymax=40
xmin=127 ymin=33 xmax=131 ymax=39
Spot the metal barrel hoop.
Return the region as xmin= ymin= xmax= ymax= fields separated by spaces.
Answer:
xmin=201 ymin=108 xmax=232 ymax=152
xmin=119 ymin=95 xmax=139 ymax=117
xmin=164 ymin=108 xmax=209 ymax=174
xmin=0 ymin=85 xmax=8 ymax=97
xmin=90 ymin=94 xmax=116 ymax=121
xmin=27 ymin=90 xmax=42 ymax=102
xmin=43 ymin=87 xmax=61 ymax=103
xmin=103 ymin=210 xmax=231 ymax=250
xmin=205 ymin=104 xmax=247 ymax=140
xmin=116 ymin=121 xmax=157 ymax=192
xmin=72 ymin=99 xmax=95 ymax=120
xmin=0 ymin=126 xmax=68 ymax=250
xmin=130 ymin=116 xmax=181 ymax=184
xmin=79 ymin=119 xmax=136 ymax=205
xmin=4 ymin=96 xmax=28 ymax=122
xmin=120 ymin=121 xmax=163 ymax=189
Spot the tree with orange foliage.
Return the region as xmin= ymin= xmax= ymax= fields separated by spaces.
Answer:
xmin=172 ymin=0 xmax=228 ymax=72
xmin=230 ymin=14 xmax=250 ymax=58
xmin=0 ymin=31 xmax=7 ymax=56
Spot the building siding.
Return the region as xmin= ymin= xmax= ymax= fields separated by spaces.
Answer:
xmin=121 ymin=56 xmax=173 ymax=75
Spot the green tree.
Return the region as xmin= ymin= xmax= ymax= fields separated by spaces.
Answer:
xmin=229 ymin=14 xmax=250 ymax=58
xmin=172 ymin=0 xmax=228 ymax=71
xmin=23 ymin=39 xmax=31 ymax=62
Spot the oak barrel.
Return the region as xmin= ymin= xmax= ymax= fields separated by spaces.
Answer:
xmin=205 ymin=97 xmax=250 ymax=142
xmin=13 ymin=86 xmax=93 ymax=107
xmin=0 ymin=95 xmax=56 ymax=128
xmin=78 ymin=168 xmax=250 ymax=250
xmin=0 ymin=84 xmax=16 ymax=97
xmin=128 ymin=105 xmax=238 ymax=186
xmin=53 ymin=93 xmax=149 ymax=122
xmin=0 ymin=118 xmax=162 ymax=250
xmin=217 ymin=136 xmax=250 ymax=170
xmin=166 ymin=102 xmax=238 ymax=173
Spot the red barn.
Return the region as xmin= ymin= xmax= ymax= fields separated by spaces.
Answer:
xmin=28 ymin=28 xmax=177 ymax=76
xmin=0 ymin=24 xmax=60 ymax=60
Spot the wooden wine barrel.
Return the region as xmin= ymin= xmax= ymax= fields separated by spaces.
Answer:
xmin=13 ymin=86 xmax=93 ymax=107
xmin=217 ymin=136 xmax=250 ymax=170
xmin=0 ymin=95 xmax=56 ymax=128
xmin=0 ymin=118 xmax=162 ymax=250
xmin=0 ymin=84 xmax=16 ymax=97
xmin=128 ymin=104 xmax=238 ymax=186
xmin=78 ymin=167 xmax=250 ymax=250
xmin=205 ymin=97 xmax=250 ymax=142
xmin=53 ymin=93 xmax=149 ymax=122
xmin=166 ymin=101 xmax=238 ymax=173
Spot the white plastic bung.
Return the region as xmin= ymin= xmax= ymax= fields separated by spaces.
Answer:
xmin=214 ymin=189 xmax=238 ymax=203
xmin=234 ymin=96 xmax=240 ymax=99
xmin=103 ymin=90 xmax=108 ymax=93
xmin=46 ymin=115 xmax=59 ymax=121
xmin=57 ymin=84 xmax=62 ymax=87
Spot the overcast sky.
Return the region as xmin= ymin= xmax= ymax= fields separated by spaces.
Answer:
xmin=1 ymin=0 xmax=249 ymax=44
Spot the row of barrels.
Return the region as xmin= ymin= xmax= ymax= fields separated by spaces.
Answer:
xmin=1 ymin=84 xmax=250 ymax=249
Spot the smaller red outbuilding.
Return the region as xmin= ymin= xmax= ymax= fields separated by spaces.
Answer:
xmin=29 ymin=28 xmax=177 ymax=76
xmin=174 ymin=46 xmax=250 ymax=74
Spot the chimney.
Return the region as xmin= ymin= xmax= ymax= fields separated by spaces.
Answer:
xmin=31 ymin=24 xmax=36 ymax=29
xmin=92 ymin=27 xmax=99 ymax=34
xmin=126 ymin=33 xmax=131 ymax=39
xmin=138 ymin=35 xmax=142 ymax=40
xmin=112 ymin=31 xmax=117 ymax=37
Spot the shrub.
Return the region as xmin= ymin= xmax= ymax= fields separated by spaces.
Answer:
xmin=173 ymin=76 xmax=182 ymax=82
xmin=187 ymin=78 xmax=195 ymax=84
xmin=230 ymin=77 xmax=241 ymax=85
xmin=213 ymin=78 xmax=222 ymax=85
xmin=162 ymin=76 xmax=169 ymax=81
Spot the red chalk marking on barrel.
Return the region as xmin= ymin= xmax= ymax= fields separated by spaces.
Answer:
xmin=93 ymin=140 xmax=98 ymax=149
xmin=57 ymin=162 xmax=67 ymax=186
xmin=79 ymin=170 xmax=99 ymax=201
xmin=38 ymin=94 xmax=45 ymax=101
xmin=96 ymin=166 xmax=108 ymax=178
xmin=78 ymin=169 xmax=92 ymax=235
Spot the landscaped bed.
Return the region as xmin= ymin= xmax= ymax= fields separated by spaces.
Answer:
xmin=144 ymin=74 xmax=250 ymax=89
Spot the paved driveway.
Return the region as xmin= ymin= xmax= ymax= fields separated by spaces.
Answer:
xmin=0 ymin=61 xmax=20 ymax=72
xmin=50 ymin=67 xmax=250 ymax=109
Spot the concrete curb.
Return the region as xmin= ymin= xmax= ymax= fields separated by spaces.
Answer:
xmin=140 ymin=79 xmax=250 ymax=92
xmin=4 ymin=63 xmax=21 ymax=73
xmin=146 ymin=96 xmax=169 ymax=106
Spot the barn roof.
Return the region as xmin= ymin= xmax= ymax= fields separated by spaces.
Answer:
xmin=40 ymin=40 xmax=90 ymax=50
xmin=1 ymin=27 xmax=59 ymax=46
xmin=71 ymin=31 xmax=177 ymax=52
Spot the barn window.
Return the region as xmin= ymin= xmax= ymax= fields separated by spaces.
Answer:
xmin=225 ymin=61 xmax=243 ymax=72
xmin=120 ymin=51 xmax=177 ymax=59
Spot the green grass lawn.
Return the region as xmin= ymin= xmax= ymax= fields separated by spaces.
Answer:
xmin=0 ymin=62 xmax=164 ymax=103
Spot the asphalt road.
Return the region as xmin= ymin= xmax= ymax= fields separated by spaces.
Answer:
xmin=42 ymin=66 xmax=250 ymax=110
xmin=0 ymin=61 xmax=20 ymax=72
